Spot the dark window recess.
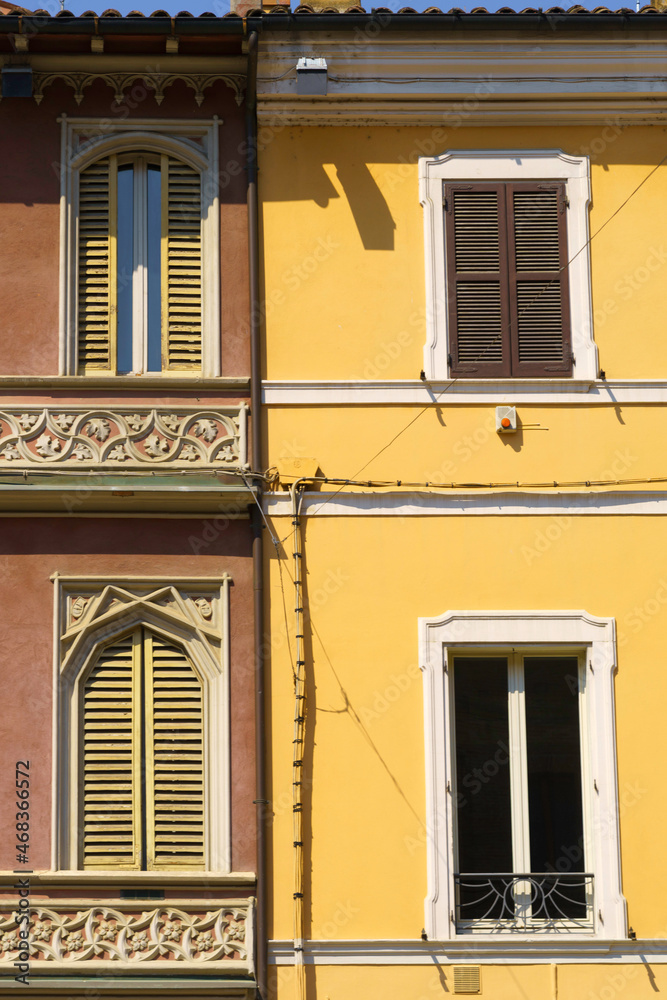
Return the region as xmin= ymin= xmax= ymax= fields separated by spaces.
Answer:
xmin=452 ymin=655 xmax=586 ymax=922
xmin=120 ymin=889 xmax=166 ymax=899
xmin=444 ymin=182 xmax=572 ymax=378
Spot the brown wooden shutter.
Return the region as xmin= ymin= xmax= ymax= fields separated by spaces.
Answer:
xmin=81 ymin=632 xmax=140 ymax=869
xmin=145 ymin=632 xmax=205 ymax=870
xmin=507 ymin=183 xmax=572 ymax=376
xmin=445 ymin=181 xmax=571 ymax=378
xmin=445 ymin=184 xmax=512 ymax=378
xmin=162 ymin=156 xmax=203 ymax=371
xmin=77 ymin=156 xmax=117 ymax=373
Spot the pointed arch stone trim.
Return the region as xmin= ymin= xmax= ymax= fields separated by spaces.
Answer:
xmin=52 ymin=576 xmax=231 ymax=875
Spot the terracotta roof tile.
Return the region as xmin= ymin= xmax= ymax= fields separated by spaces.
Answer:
xmin=3 ymin=4 xmax=667 ymax=16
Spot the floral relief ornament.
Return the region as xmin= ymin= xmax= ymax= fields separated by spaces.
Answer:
xmin=163 ymin=414 xmax=183 ymax=433
xmin=53 ymin=414 xmax=76 ymax=431
xmin=31 ymin=921 xmax=52 ymax=943
xmin=84 ymin=418 xmax=111 ymax=442
xmin=36 ymin=433 xmax=61 ymax=458
xmin=0 ymin=407 xmax=245 ymax=469
xmin=1 ymin=931 xmax=19 ymax=952
xmin=1 ymin=905 xmax=249 ymax=965
xmin=0 ymin=444 xmax=20 ymax=461
xmin=127 ymin=414 xmax=146 ymax=432
xmin=95 ymin=920 xmax=117 ymax=943
xmin=181 ymin=444 xmax=201 ymax=462
xmin=72 ymin=443 xmax=94 ymax=461
xmin=145 ymin=434 xmax=171 ymax=458
xmin=194 ymin=418 xmax=218 ymax=443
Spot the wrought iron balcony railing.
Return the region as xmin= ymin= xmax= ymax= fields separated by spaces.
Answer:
xmin=454 ymin=873 xmax=595 ymax=932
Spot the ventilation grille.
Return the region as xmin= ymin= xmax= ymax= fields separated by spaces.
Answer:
xmin=148 ymin=635 xmax=204 ymax=867
xmin=165 ymin=159 xmax=202 ymax=370
xmin=453 ymin=965 xmax=481 ymax=995
xmin=82 ymin=634 xmax=136 ymax=868
xmin=78 ymin=158 xmax=112 ymax=371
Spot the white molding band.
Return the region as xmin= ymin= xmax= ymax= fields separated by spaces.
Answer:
xmin=264 ymin=491 xmax=667 ymax=518
xmin=419 ymin=149 xmax=596 ymax=383
xmin=257 ymin=34 xmax=667 ymax=125
xmin=261 ymin=379 xmax=667 ymax=405
xmin=268 ymin=937 xmax=667 ymax=965
xmin=418 ymin=611 xmax=626 ymax=942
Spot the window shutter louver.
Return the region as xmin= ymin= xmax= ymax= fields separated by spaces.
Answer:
xmin=509 ymin=186 xmax=572 ymax=376
xmin=445 ymin=182 xmax=571 ymax=378
xmin=77 ymin=156 xmax=117 ymax=373
xmin=446 ymin=185 xmax=511 ymax=377
xmin=81 ymin=632 xmax=140 ymax=869
xmin=81 ymin=628 xmax=204 ymax=871
xmin=162 ymin=156 xmax=203 ymax=371
xmin=145 ymin=633 xmax=205 ymax=869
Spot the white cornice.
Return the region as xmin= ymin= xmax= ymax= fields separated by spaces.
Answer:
xmin=262 ymin=379 xmax=667 ymax=405
xmin=264 ymin=491 xmax=667 ymax=518
xmin=269 ymin=938 xmax=667 ymax=964
xmin=257 ymin=34 xmax=667 ymax=124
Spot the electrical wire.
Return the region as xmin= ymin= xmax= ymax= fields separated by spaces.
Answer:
xmin=269 ymin=473 xmax=667 ymax=494
xmin=284 ymin=149 xmax=667 ymax=521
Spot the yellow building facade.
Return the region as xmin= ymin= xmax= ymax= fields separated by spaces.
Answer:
xmin=257 ymin=11 xmax=667 ymax=998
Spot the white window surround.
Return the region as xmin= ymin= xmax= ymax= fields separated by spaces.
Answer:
xmin=419 ymin=150 xmax=598 ymax=385
xmin=59 ymin=116 xmax=221 ymax=377
xmin=418 ymin=610 xmax=626 ymax=941
xmin=52 ymin=577 xmax=230 ymax=875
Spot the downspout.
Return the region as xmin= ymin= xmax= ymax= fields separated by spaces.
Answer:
xmin=246 ymin=27 xmax=266 ymax=1000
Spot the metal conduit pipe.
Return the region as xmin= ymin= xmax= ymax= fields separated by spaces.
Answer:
xmin=245 ymin=27 xmax=267 ymax=1000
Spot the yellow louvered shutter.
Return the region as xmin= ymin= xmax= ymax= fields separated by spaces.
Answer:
xmin=162 ymin=156 xmax=203 ymax=371
xmin=82 ymin=632 xmax=140 ymax=869
xmin=81 ymin=627 xmax=204 ymax=871
xmin=77 ymin=156 xmax=117 ymax=372
xmin=145 ymin=632 xmax=205 ymax=869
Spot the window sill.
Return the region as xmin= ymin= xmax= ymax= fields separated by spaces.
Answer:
xmin=0 ymin=375 xmax=250 ymax=390
xmin=0 ymin=870 xmax=257 ymax=887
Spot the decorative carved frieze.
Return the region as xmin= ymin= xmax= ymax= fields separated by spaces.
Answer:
xmin=0 ymin=901 xmax=253 ymax=974
xmin=33 ymin=71 xmax=246 ymax=106
xmin=0 ymin=406 xmax=248 ymax=470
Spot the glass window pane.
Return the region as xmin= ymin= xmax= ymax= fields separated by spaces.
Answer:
xmin=453 ymin=657 xmax=512 ymax=860
xmin=146 ymin=164 xmax=162 ymax=373
xmin=454 ymin=658 xmax=512 ymax=920
xmin=524 ymin=656 xmax=586 ymax=918
xmin=524 ymin=656 xmax=584 ymax=873
xmin=116 ymin=164 xmax=134 ymax=373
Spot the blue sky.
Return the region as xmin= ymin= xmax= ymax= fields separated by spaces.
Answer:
xmin=46 ymin=0 xmax=638 ymax=17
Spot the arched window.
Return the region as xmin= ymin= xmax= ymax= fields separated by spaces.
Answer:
xmin=60 ymin=120 xmax=221 ymax=378
xmin=78 ymin=153 xmax=203 ymax=375
xmin=55 ymin=579 xmax=230 ymax=874
xmin=81 ymin=626 xmax=204 ymax=871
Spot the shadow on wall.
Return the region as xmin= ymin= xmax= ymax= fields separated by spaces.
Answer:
xmin=261 ymin=155 xmax=396 ymax=250
xmin=335 ymin=163 xmax=396 ymax=251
